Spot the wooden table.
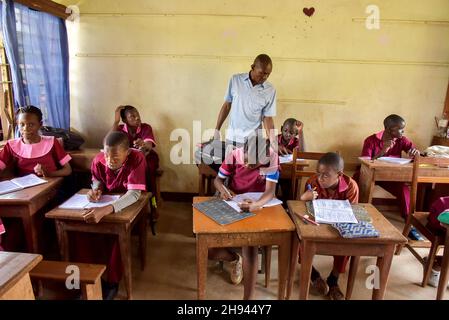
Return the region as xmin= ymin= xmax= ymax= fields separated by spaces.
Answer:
xmin=45 ymin=189 xmax=151 ymax=300
xmin=287 ymin=201 xmax=407 ymax=300
xmin=193 ymin=196 xmax=296 ymax=300
xmin=0 ymin=177 xmax=63 ymax=253
xmin=0 ymin=251 xmax=42 ymax=300
xmin=437 ymin=223 xmax=449 ymax=300
xmin=358 ymin=158 xmax=449 ymax=203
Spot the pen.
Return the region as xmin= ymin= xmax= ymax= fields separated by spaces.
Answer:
xmin=222 ymin=185 xmax=233 ymax=199
xmin=297 ymin=213 xmax=320 ymax=226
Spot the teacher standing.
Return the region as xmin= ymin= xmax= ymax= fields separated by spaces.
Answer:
xmin=214 ymin=54 xmax=277 ymax=149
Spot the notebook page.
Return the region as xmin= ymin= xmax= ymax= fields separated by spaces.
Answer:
xmin=11 ymin=174 xmax=47 ymax=189
xmin=312 ymin=199 xmax=358 ymax=224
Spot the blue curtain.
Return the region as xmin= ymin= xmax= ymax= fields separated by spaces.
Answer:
xmin=1 ymin=0 xmax=70 ymax=130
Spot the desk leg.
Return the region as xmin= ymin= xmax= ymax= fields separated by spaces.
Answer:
xmin=22 ymin=215 xmax=38 ymax=253
xmin=373 ymin=245 xmax=394 ymax=300
xmin=139 ymin=208 xmax=148 ymax=271
xmin=359 ymin=165 xmax=375 ymax=203
xmin=198 ymin=173 xmax=205 ymax=196
xmin=286 ymin=234 xmax=299 ymax=300
xmin=196 ymin=235 xmax=208 ymax=300
xmin=346 ymin=256 xmax=360 ymax=300
xmin=437 ymin=229 xmax=449 ymax=300
xmin=278 ymin=233 xmax=292 ymax=300
xmin=118 ymin=228 xmax=132 ymax=300
xmin=56 ymin=221 xmax=70 ymax=261
xmin=299 ymin=240 xmax=315 ymax=300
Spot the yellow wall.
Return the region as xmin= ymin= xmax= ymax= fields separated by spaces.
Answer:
xmin=58 ymin=0 xmax=449 ymax=192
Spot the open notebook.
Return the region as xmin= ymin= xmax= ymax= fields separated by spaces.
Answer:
xmin=225 ymin=192 xmax=283 ymax=212
xmin=377 ymin=157 xmax=412 ymax=165
xmin=59 ymin=194 xmax=121 ymax=209
xmin=312 ymin=199 xmax=358 ymax=224
xmin=0 ymin=174 xmax=48 ymax=195
xmin=279 ymin=154 xmax=305 ymax=164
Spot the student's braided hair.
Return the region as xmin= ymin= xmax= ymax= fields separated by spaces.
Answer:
xmin=16 ymin=105 xmax=43 ymax=123
xmin=120 ymin=105 xmax=138 ymax=122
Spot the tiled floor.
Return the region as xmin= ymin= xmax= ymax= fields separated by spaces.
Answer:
xmin=125 ymin=201 xmax=448 ymax=300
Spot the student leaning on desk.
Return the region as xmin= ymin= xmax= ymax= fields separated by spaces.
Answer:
xmin=299 ymin=152 xmax=359 ymax=300
xmin=354 ymin=114 xmax=422 ymax=240
xmin=71 ymin=131 xmax=147 ymax=300
xmin=210 ymin=133 xmax=280 ymax=300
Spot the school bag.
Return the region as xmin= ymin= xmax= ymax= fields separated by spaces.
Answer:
xmin=39 ymin=126 xmax=85 ymax=151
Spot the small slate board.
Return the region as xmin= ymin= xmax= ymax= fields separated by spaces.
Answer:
xmin=193 ymin=198 xmax=255 ymax=225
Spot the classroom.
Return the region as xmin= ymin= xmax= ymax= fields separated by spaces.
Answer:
xmin=0 ymin=0 xmax=449 ymax=303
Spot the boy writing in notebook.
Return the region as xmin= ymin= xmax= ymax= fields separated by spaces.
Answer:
xmin=71 ymin=131 xmax=147 ymax=299
xmin=300 ymin=152 xmax=359 ymax=300
xmin=357 ymin=114 xmax=422 ymax=240
xmin=211 ymin=132 xmax=279 ymax=299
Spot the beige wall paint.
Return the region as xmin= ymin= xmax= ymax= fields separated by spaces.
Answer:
xmin=58 ymin=0 xmax=449 ymax=192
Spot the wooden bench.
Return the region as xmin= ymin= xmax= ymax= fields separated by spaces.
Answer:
xmin=29 ymin=260 xmax=106 ymax=300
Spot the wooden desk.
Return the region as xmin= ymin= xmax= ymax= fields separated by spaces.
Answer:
xmin=193 ymin=196 xmax=295 ymax=300
xmin=437 ymin=223 xmax=449 ymax=300
xmin=0 ymin=177 xmax=63 ymax=253
xmin=68 ymin=148 xmax=100 ymax=172
xmin=287 ymin=201 xmax=407 ymax=300
xmin=359 ymin=158 xmax=449 ymax=203
xmin=0 ymin=251 xmax=42 ymax=300
xmin=45 ymin=189 xmax=151 ymax=300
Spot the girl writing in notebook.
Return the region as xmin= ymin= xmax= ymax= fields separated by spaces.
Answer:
xmin=211 ymin=132 xmax=280 ymax=299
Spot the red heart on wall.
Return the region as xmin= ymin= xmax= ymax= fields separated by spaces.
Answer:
xmin=303 ymin=7 xmax=315 ymax=17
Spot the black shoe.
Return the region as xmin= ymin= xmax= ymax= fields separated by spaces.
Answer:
xmin=101 ymin=281 xmax=119 ymax=300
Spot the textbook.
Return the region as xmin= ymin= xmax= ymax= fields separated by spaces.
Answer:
xmin=59 ymin=193 xmax=120 ymax=209
xmin=0 ymin=174 xmax=48 ymax=195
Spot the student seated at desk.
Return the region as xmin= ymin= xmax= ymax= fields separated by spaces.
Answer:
xmin=212 ymin=134 xmax=279 ymax=299
xmin=424 ymin=196 xmax=449 ymax=287
xmin=355 ymin=114 xmax=422 ymax=240
xmin=71 ymin=131 xmax=147 ymax=300
xmin=277 ymin=118 xmax=305 ymax=155
xmin=277 ymin=118 xmax=305 ymax=201
xmin=0 ymin=106 xmax=72 ymax=177
xmin=111 ymin=105 xmax=159 ymax=218
xmin=300 ymin=152 xmax=359 ymax=300
xmin=0 ymin=106 xmax=72 ymax=251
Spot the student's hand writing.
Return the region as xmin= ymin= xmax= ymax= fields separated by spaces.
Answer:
xmin=219 ymin=188 xmax=236 ymax=200
xmin=238 ymin=199 xmax=261 ymax=212
xmin=34 ymin=164 xmax=49 ymax=177
xmin=409 ymin=148 xmax=420 ymax=157
xmin=87 ymin=189 xmax=102 ymax=202
xmin=300 ymin=189 xmax=318 ymax=201
xmin=114 ymin=105 xmax=125 ymax=124
xmin=82 ymin=205 xmax=113 ymax=224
